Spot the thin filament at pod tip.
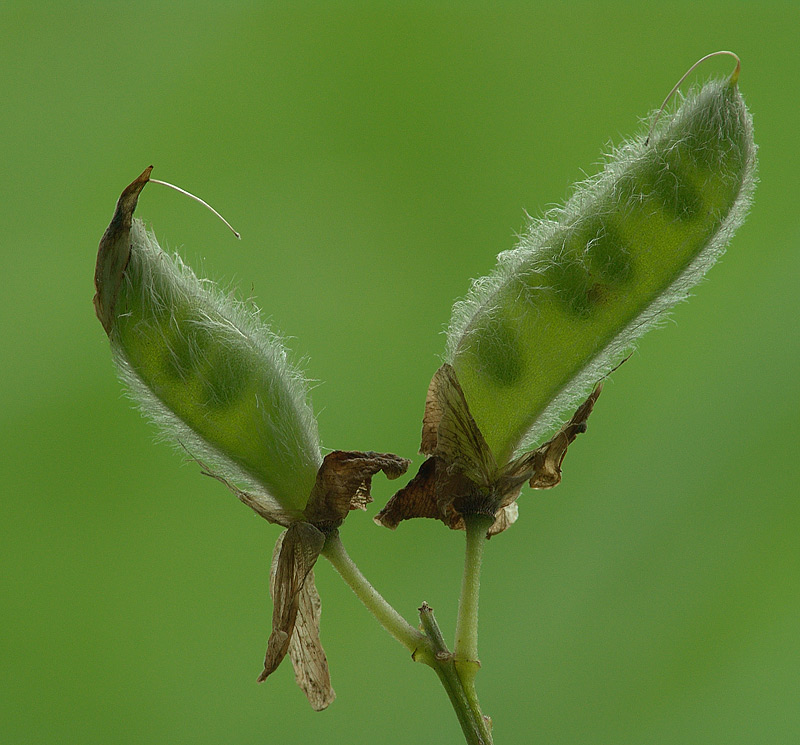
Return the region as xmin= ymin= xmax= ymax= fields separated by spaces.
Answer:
xmin=149 ymin=177 xmax=241 ymax=239
xmin=645 ymin=50 xmax=741 ymax=146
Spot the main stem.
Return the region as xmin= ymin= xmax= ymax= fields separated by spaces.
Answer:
xmin=420 ymin=603 xmax=494 ymax=745
xmin=321 ymin=529 xmax=493 ymax=744
xmin=452 ymin=514 xmax=495 ymax=741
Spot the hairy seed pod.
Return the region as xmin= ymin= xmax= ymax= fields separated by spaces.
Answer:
xmin=446 ymin=70 xmax=756 ymax=464
xmin=95 ymin=170 xmax=322 ymax=515
xmin=95 ymin=171 xmax=414 ymax=709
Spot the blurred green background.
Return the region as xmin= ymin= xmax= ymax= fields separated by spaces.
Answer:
xmin=2 ymin=2 xmax=798 ymax=743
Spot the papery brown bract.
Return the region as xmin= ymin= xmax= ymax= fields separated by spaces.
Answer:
xmin=376 ymin=364 xmax=600 ymax=537
xmin=261 ymin=524 xmax=327 ymax=687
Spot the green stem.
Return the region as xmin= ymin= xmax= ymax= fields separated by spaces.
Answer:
xmin=322 ymin=529 xmax=493 ymax=744
xmin=451 ymin=514 xmax=494 ymax=740
xmin=321 ymin=530 xmax=426 ymax=654
xmin=454 ymin=514 xmax=493 ymax=671
xmin=419 ymin=603 xmax=493 ymax=745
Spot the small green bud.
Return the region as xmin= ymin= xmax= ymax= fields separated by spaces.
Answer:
xmin=94 ymin=168 xmax=322 ymax=516
xmin=447 ymin=63 xmax=756 ymax=464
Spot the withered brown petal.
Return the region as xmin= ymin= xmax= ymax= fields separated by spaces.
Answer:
xmin=508 ymin=383 xmax=602 ymax=490
xmin=304 ymin=450 xmax=411 ymax=527
xmin=288 ymin=566 xmax=336 ymax=711
xmin=373 ymin=457 xmax=442 ymax=529
xmin=420 ymin=367 xmax=445 ymax=455
xmin=377 ymin=365 xmax=507 ymax=533
xmin=375 ymin=456 xmax=485 ymax=532
xmin=259 ymin=522 xmax=325 ymax=684
xmin=93 ymin=166 xmax=152 ymax=334
xmin=487 ymin=502 xmax=519 ymax=537
xmin=425 ymin=364 xmax=497 ymax=486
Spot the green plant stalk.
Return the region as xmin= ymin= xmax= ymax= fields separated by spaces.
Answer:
xmin=321 ymin=530 xmax=426 ymax=654
xmin=453 ymin=514 xmax=495 ymax=740
xmin=420 ymin=603 xmax=493 ymax=745
xmin=322 ymin=531 xmax=492 ymax=744
xmin=454 ymin=514 xmax=494 ymax=671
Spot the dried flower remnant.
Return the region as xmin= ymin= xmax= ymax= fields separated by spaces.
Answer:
xmin=376 ymin=364 xmax=600 ymax=537
xmin=256 ymin=449 xmax=408 ymax=709
xmin=93 ymin=169 xmax=409 ymax=710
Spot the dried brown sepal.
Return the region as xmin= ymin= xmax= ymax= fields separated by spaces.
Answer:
xmin=189 ymin=451 xmax=300 ymax=527
xmin=376 ymin=365 xmax=601 ymax=536
xmin=506 ymin=383 xmax=603 ymax=490
xmin=259 ymin=522 xmax=325 ymax=684
xmin=421 ymin=364 xmax=497 ymax=484
xmin=303 ymin=450 xmax=411 ymax=528
xmin=287 ymin=565 xmax=335 ymax=710
xmin=93 ymin=166 xmax=152 ymax=333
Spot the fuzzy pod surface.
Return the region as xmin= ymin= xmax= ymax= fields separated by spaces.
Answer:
xmin=447 ymin=75 xmax=756 ymax=464
xmin=95 ymin=171 xmax=322 ymax=514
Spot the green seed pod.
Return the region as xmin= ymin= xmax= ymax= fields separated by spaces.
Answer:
xmin=95 ymin=170 xmax=411 ymax=710
xmin=446 ymin=61 xmax=756 ymax=464
xmin=94 ymin=168 xmax=322 ymax=516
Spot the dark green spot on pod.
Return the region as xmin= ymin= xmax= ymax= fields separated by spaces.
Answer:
xmin=471 ymin=315 xmax=525 ymax=386
xmin=544 ymin=254 xmax=594 ymax=317
xmin=534 ymin=218 xmax=634 ymax=319
xmin=586 ymin=223 xmax=634 ymax=285
xmin=160 ymin=311 xmax=202 ymax=383
xmin=198 ymin=334 xmax=252 ymax=410
xmin=639 ymin=149 xmax=704 ymax=222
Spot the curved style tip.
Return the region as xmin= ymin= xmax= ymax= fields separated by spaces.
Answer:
xmin=646 ymin=50 xmax=742 ymax=146
xmin=149 ymin=177 xmax=241 ymax=239
xmin=729 ymin=54 xmax=741 ymax=85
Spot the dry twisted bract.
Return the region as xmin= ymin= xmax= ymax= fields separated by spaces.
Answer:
xmin=375 ymin=364 xmax=601 ymax=537
xmin=379 ymin=58 xmax=756 ymax=535
xmin=93 ymin=170 xmax=410 ymax=710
